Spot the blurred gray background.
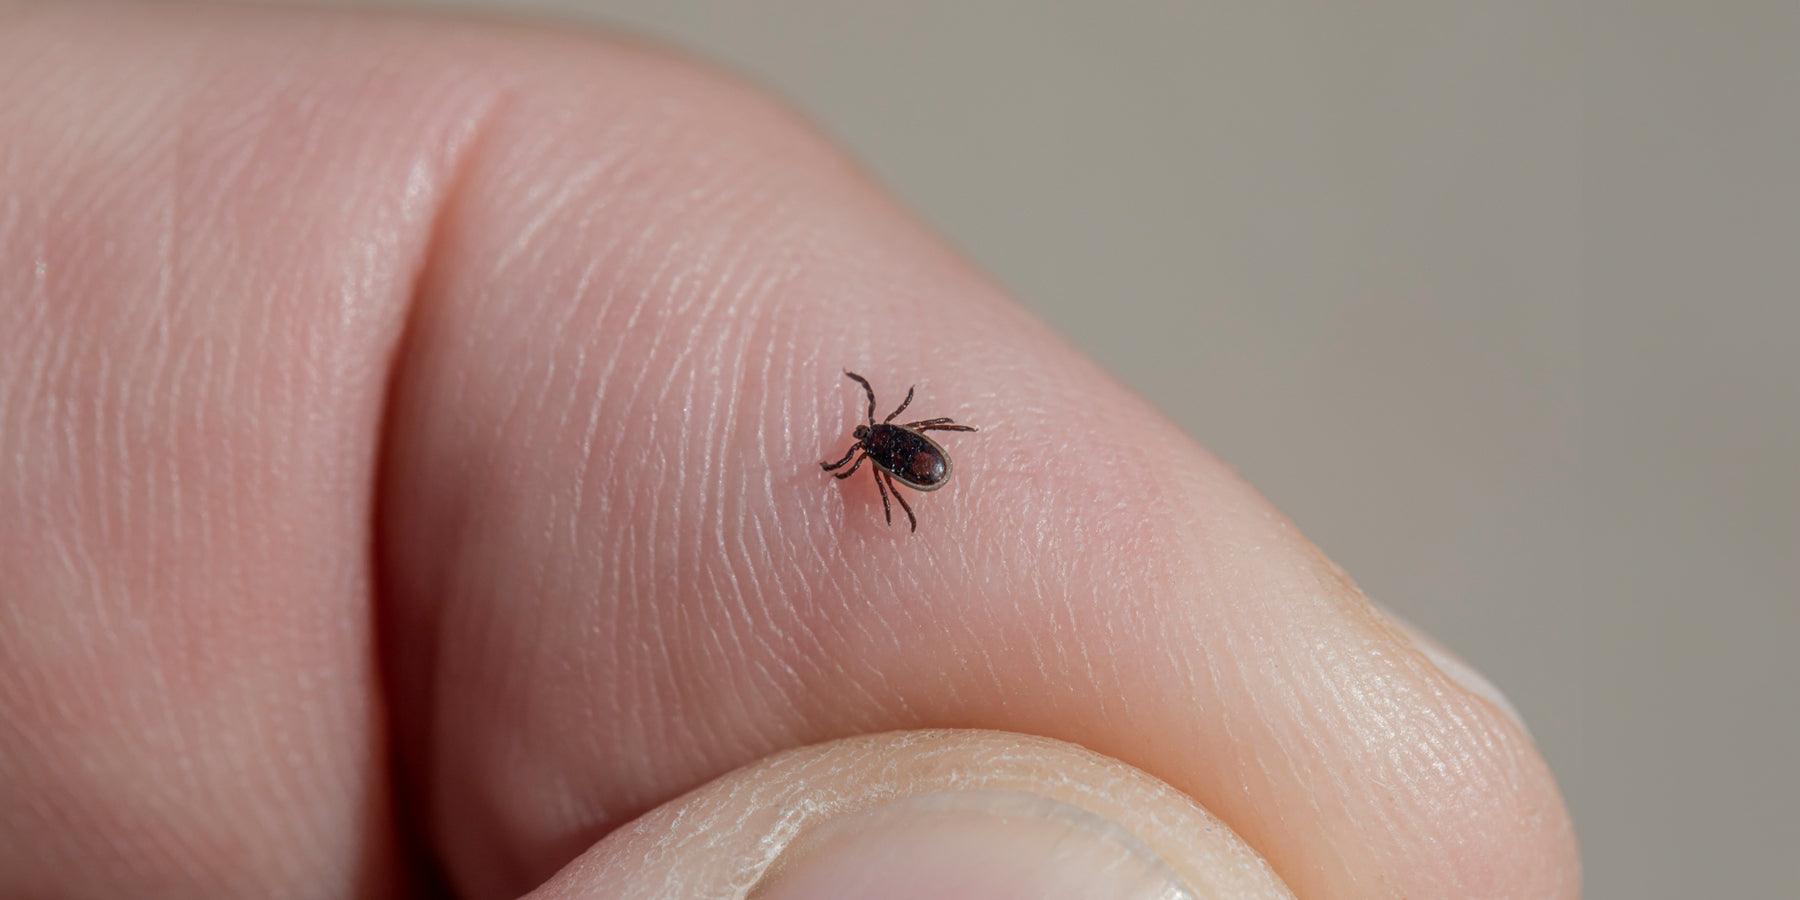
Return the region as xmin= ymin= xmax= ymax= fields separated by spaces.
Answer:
xmin=396 ymin=2 xmax=1798 ymax=894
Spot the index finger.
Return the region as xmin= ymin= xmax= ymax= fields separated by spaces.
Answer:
xmin=371 ymin=27 xmax=1576 ymax=899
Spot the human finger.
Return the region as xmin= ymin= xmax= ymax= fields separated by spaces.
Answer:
xmin=370 ymin=16 xmax=1580 ymax=899
xmin=531 ymin=730 xmax=1292 ymax=899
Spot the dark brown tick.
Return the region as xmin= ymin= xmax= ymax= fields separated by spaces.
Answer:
xmin=820 ymin=371 xmax=977 ymax=532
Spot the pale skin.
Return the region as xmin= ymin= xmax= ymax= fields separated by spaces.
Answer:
xmin=0 ymin=4 xmax=1578 ymax=898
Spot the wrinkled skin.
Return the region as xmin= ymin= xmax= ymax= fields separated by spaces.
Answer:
xmin=0 ymin=4 xmax=1577 ymax=897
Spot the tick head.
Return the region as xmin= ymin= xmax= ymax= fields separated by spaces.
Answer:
xmin=852 ymin=424 xmax=870 ymax=441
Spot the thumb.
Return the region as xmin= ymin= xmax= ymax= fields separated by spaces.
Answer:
xmin=530 ymin=730 xmax=1292 ymax=899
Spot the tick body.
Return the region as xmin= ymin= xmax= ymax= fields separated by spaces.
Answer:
xmin=821 ymin=371 xmax=977 ymax=532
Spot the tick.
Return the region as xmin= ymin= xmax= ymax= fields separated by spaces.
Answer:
xmin=820 ymin=371 xmax=978 ymax=532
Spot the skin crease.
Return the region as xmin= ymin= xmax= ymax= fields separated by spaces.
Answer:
xmin=0 ymin=4 xmax=1578 ymax=899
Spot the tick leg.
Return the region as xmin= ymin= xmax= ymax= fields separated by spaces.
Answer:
xmin=820 ymin=444 xmax=859 ymax=470
xmin=884 ymin=471 xmax=918 ymax=532
xmin=844 ymin=371 xmax=877 ymax=424
xmin=832 ymin=453 xmax=867 ymax=479
xmin=904 ymin=417 xmax=954 ymax=428
xmin=871 ymin=462 xmax=893 ymax=525
xmin=917 ymin=423 xmax=978 ymax=433
xmin=884 ymin=385 xmax=915 ymax=423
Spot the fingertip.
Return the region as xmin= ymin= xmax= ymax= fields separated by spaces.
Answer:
xmin=359 ymin=22 xmax=1579 ymax=898
xmin=529 ymin=731 xmax=1293 ymax=900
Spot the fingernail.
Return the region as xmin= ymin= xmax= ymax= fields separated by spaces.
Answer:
xmin=1382 ymin=607 xmax=1529 ymax=733
xmin=752 ymin=790 xmax=1196 ymax=900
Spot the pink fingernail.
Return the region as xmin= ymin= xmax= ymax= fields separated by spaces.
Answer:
xmin=753 ymin=790 xmax=1195 ymax=900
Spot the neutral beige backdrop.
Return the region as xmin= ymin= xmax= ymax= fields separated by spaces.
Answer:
xmin=388 ymin=1 xmax=1799 ymax=895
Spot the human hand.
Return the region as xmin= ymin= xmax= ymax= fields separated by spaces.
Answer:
xmin=0 ymin=5 xmax=1577 ymax=897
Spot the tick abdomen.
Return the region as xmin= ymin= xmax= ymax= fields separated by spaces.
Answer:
xmin=865 ymin=424 xmax=950 ymax=490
